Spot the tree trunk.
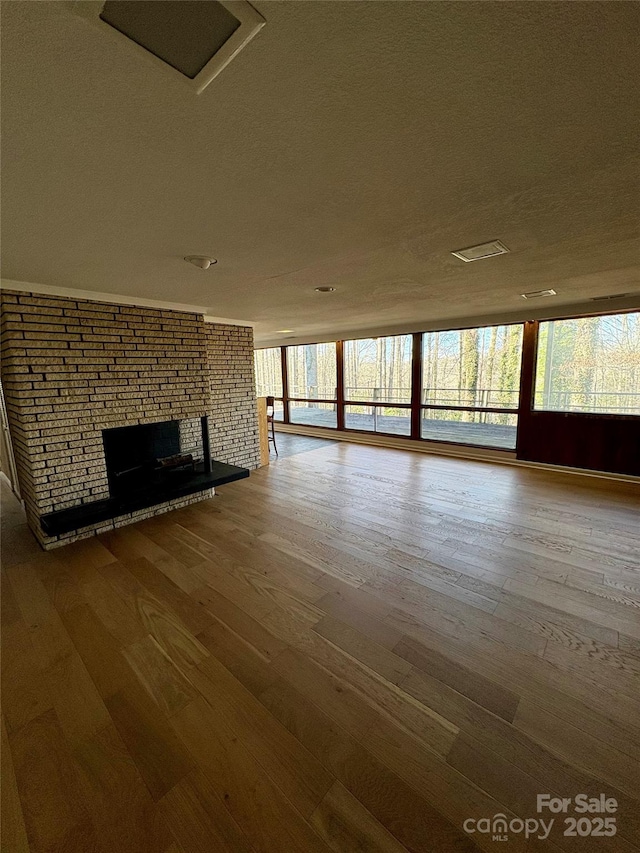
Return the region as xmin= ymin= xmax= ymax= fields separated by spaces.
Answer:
xmin=460 ymin=329 xmax=479 ymax=419
xmin=305 ymin=345 xmax=318 ymax=400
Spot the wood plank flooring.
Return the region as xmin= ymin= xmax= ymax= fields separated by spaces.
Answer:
xmin=2 ymin=437 xmax=640 ymax=852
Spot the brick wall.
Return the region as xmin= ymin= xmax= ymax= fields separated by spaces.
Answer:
xmin=0 ymin=290 xmax=259 ymax=549
xmin=205 ymin=323 xmax=261 ymax=470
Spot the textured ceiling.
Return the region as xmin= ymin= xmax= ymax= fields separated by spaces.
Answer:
xmin=1 ymin=1 xmax=639 ymax=345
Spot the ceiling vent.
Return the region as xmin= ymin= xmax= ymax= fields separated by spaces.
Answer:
xmin=65 ymin=1 xmax=265 ymax=93
xmin=590 ymin=292 xmax=637 ymax=301
xmin=451 ymin=240 xmax=510 ymax=263
xmin=521 ymin=289 xmax=557 ymax=299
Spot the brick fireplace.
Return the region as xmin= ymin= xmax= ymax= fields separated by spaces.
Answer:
xmin=0 ymin=290 xmax=260 ymax=548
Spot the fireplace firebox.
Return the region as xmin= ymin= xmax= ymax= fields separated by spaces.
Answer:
xmin=103 ymin=418 xmax=208 ymax=497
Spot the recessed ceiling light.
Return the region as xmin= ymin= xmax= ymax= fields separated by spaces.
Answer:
xmin=184 ymin=255 xmax=217 ymax=269
xmin=315 ymin=286 xmax=336 ymax=293
xmin=521 ymin=289 xmax=557 ymax=299
xmin=451 ymin=240 xmax=510 ymax=262
xmin=276 ymin=329 xmax=294 ymax=333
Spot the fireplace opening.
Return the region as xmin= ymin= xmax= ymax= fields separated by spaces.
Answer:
xmin=103 ymin=418 xmax=206 ymax=497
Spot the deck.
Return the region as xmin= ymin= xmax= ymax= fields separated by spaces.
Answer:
xmin=287 ymin=406 xmax=517 ymax=449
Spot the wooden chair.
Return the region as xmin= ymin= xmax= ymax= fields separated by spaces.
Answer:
xmin=266 ymin=396 xmax=278 ymax=455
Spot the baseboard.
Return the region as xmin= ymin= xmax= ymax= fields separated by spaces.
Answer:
xmin=275 ymin=423 xmax=640 ymax=485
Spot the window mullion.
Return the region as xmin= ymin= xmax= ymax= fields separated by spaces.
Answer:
xmin=336 ymin=340 xmax=345 ymax=431
xmin=410 ymin=332 xmax=422 ymax=440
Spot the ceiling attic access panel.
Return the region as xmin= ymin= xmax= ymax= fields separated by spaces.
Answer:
xmin=66 ymin=0 xmax=266 ymax=92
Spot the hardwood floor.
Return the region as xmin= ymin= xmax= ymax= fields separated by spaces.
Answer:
xmin=2 ymin=438 xmax=640 ymax=852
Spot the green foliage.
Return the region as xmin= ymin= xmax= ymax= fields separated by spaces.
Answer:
xmin=534 ymin=313 xmax=640 ymax=413
xmin=422 ymin=325 xmax=523 ymax=421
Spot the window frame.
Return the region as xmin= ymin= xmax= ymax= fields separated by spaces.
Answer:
xmin=531 ymin=312 xmax=640 ymax=417
xmin=253 ymin=308 xmax=637 ymax=453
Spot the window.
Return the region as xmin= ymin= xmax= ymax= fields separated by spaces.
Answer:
xmin=252 ymin=313 xmax=635 ymax=457
xmin=254 ymin=347 xmax=283 ymax=420
xmin=345 ymin=405 xmax=411 ymax=435
xmin=421 ymin=411 xmax=518 ymax=449
xmin=422 ymin=325 xmax=523 ymax=408
xmin=254 ymin=347 xmax=283 ymax=398
xmin=534 ymin=312 xmax=640 ymax=415
xmin=343 ymin=335 xmax=412 ymax=435
xmin=287 ymin=343 xmax=337 ymax=428
xmin=344 ymin=336 xmax=411 ymax=404
xmin=290 ymin=401 xmax=338 ymax=428
xmin=421 ymin=325 xmax=523 ymax=449
xmin=287 ymin=343 xmax=336 ymax=399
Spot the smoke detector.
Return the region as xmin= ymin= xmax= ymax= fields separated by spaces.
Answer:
xmin=65 ymin=1 xmax=265 ymax=93
xmin=185 ymin=255 xmax=217 ymax=269
xmin=451 ymin=241 xmax=510 ymax=262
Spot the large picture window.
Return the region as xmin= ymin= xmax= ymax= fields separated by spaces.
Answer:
xmin=254 ymin=347 xmax=282 ymax=398
xmin=421 ymin=325 xmax=523 ymax=449
xmin=344 ymin=336 xmax=412 ymax=435
xmin=534 ymin=313 xmax=640 ymax=415
xmin=286 ymin=343 xmax=337 ymax=428
xmin=254 ymin=347 xmax=283 ymax=420
xmin=344 ymin=336 xmax=411 ymax=404
xmin=253 ymin=310 xmax=635 ymax=454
